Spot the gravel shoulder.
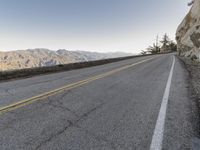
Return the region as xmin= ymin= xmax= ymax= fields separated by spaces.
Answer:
xmin=177 ymin=56 xmax=200 ymax=139
xmin=178 ymin=56 xmax=200 ymax=110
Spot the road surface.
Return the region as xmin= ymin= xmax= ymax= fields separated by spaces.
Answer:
xmin=0 ymin=54 xmax=199 ymax=150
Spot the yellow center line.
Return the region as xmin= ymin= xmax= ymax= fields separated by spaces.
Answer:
xmin=0 ymin=57 xmax=156 ymax=115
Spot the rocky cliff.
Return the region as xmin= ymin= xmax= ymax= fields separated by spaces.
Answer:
xmin=176 ymin=0 xmax=200 ymax=61
xmin=0 ymin=49 xmax=132 ymax=71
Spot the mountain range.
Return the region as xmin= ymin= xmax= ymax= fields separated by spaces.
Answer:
xmin=0 ymin=49 xmax=133 ymax=71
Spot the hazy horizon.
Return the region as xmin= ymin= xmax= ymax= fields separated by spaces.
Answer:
xmin=0 ymin=48 xmax=135 ymax=54
xmin=0 ymin=0 xmax=190 ymax=53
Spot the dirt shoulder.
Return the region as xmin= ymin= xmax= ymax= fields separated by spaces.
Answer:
xmin=178 ymin=56 xmax=200 ymax=128
xmin=178 ymin=56 xmax=200 ymax=103
xmin=177 ymin=56 xmax=200 ymax=148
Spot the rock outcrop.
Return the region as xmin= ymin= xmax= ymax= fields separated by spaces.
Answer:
xmin=176 ymin=0 xmax=200 ymax=61
xmin=0 ymin=49 xmax=132 ymax=71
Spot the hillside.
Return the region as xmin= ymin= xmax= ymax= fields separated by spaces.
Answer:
xmin=0 ymin=49 xmax=132 ymax=71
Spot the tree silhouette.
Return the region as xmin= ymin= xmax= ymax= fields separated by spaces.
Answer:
xmin=160 ymin=33 xmax=170 ymax=52
xmin=142 ymin=34 xmax=177 ymax=54
xmin=147 ymin=43 xmax=160 ymax=54
xmin=168 ymin=41 xmax=177 ymax=51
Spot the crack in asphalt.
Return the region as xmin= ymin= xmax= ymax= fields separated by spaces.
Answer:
xmin=57 ymin=89 xmax=73 ymax=101
xmin=35 ymin=102 xmax=106 ymax=150
xmin=48 ymin=103 xmax=80 ymax=118
xmin=0 ymin=88 xmax=15 ymax=97
xmin=46 ymin=94 xmax=80 ymax=118
xmin=35 ymin=120 xmax=73 ymax=150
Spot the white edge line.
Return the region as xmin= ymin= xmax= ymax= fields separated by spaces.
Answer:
xmin=150 ymin=56 xmax=175 ymax=150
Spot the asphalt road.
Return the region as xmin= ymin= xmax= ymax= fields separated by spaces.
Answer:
xmin=0 ymin=54 xmax=199 ymax=150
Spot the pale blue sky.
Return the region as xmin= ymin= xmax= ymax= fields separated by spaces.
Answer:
xmin=0 ymin=0 xmax=190 ymax=53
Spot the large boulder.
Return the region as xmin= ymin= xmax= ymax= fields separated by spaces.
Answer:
xmin=176 ymin=0 xmax=200 ymax=61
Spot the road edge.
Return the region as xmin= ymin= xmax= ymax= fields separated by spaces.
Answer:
xmin=176 ymin=55 xmax=200 ymax=149
xmin=0 ymin=54 xmax=163 ymax=82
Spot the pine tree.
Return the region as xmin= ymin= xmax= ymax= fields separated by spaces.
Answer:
xmin=168 ymin=41 xmax=177 ymax=51
xmin=160 ymin=34 xmax=170 ymax=52
xmin=147 ymin=43 xmax=160 ymax=54
xmin=142 ymin=34 xmax=177 ymax=54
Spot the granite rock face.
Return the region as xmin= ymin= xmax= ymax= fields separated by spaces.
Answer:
xmin=176 ymin=0 xmax=200 ymax=61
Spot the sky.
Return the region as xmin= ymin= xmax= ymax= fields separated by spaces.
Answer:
xmin=0 ymin=0 xmax=190 ymax=53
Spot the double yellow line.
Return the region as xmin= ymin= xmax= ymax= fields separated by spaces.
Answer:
xmin=0 ymin=57 xmax=155 ymax=115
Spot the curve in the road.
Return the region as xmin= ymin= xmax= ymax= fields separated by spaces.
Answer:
xmin=0 ymin=57 xmax=156 ymax=115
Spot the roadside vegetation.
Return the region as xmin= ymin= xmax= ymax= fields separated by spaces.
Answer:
xmin=141 ymin=34 xmax=177 ymax=55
